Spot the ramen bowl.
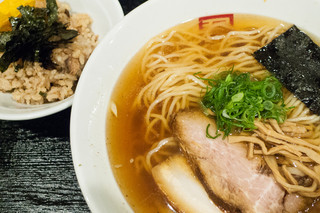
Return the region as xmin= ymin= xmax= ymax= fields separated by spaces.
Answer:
xmin=70 ymin=0 xmax=320 ymax=212
xmin=0 ymin=0 xmax=123 ymax=120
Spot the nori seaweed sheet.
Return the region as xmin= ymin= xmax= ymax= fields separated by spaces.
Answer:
xmin=253 ymin=25 xmax=320 ymax=115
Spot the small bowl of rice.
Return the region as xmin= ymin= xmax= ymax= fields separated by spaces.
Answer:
xmin=0 ymin=0 xmax=123 ymax=120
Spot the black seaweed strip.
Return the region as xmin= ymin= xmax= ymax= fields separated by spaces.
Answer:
xmin=253 ymin=25 xmax=320 ymax=115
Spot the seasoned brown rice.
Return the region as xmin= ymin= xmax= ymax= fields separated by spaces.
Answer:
xmin=0 ymin=1 xmax=98 ymax=104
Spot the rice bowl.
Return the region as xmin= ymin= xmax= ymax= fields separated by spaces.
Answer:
xmin=0 ymin=0 xmax=123 ymax=120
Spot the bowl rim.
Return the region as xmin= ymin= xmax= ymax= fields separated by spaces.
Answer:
xmin=70 ymin=0 xmax=320 ymax=212
xmin=0 ymin=96 xmax=74 ymax=120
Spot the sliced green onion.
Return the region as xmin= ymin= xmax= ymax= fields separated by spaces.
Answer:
xmin=231 ymin=92 xmax=244 ymax=102
xmin=198 ymin=69 xmax=292 ymax=138
xmin=222 ymin=109 xmax=231 ymax=119
xmin=263 ymin=100 xmax=274 ymax=110
xmin=262 ymin=83 xmax=276 ymax=99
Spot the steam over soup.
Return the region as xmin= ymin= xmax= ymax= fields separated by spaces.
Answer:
xmin=107 ymin=14 xmax=320 ymax=212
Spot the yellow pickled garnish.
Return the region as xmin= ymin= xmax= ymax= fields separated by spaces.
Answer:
xmin=0 ymin=0 xmax=36 ymax=31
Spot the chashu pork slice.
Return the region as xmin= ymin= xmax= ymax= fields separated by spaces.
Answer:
xmin=171 ymin=110 xmax=285 ymax=213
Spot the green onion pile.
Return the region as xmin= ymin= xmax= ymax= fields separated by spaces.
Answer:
xmin=198 ymin=70 xmax=291 ymax=138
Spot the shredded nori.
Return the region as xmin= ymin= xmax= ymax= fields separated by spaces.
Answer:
xmin=0 ymin=0 xmax=78 ymax=72
xmin=253 ymin=25 xmax=320 ymax=115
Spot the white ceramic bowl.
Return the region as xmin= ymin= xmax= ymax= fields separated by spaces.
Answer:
xmin=0 ymin=0 xmax=123 ymax=120
xmin=70 ymin=0 xmax=320 ymax=212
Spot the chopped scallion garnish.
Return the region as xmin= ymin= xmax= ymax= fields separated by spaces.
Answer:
xmin=196 ymin=69 xmax=293 ymax=138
